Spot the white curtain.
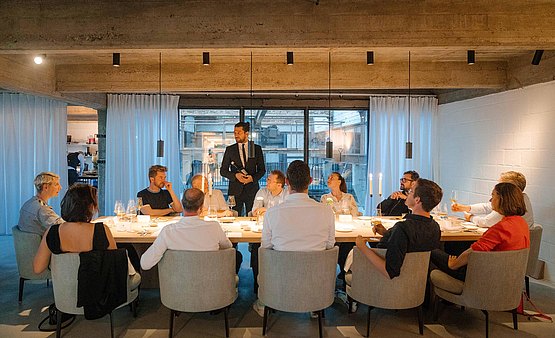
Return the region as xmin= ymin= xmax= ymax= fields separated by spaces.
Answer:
xmin=364 ymin=96 xmax=438 ymax=214
xmin=0 ymin=93 xmax=67 ymax=235
xmin=105 ymin=94 xmax=180 ymax=214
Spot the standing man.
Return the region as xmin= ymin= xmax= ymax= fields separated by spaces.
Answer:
xmin=377 ymin=170 xmax=419 ymax=216
xmin=140 ymin=188 xmax=242 ymax=274
xmin=220 ymin=121 xmax=266 ymax=216
xmin=18 ymin=172 xmax=64 ymax=235
xmin=137 ymin=165 xmax=183 ymax=216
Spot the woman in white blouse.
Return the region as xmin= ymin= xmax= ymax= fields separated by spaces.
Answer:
xmin=320 ymin=172 xmax=360 ymax=217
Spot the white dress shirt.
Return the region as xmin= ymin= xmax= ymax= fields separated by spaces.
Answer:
xmin=320 ymin=192 xmax=359 ymax=216
xmin=261 ymin=193 xmax=335 ymax=251
xmin=140 ymin=216 xmax=232 ymax=270
xmin=203 ymin=189 xmax=228 ymax=211
xmin=252 ymin=187 xmax=289 ymax=213
xmin=470 ymin=192 xmax=534 ymax=227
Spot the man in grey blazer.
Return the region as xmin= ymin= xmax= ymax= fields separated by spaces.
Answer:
xmin=220 ymin=121 xmax=266 ymax=216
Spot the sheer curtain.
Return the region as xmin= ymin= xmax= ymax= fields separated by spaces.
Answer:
xmin=364 ymin=96 xmax=438 ymax=214
xmin=105 ymin=94 xmax=180 ymax=214
xmin=0 ymin=93 xmax=67 ymax=235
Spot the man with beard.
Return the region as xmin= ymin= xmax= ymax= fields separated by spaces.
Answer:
xmin=137 ymin=165 xmax=183 ymax=216
xmin=377 ymin=170 xmax=419 ymax=216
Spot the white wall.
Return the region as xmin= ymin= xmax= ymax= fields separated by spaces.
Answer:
xmin=438 ymin=80 xmax=555 ymax=282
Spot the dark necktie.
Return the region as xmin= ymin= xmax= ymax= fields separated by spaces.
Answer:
xmin=241 ymin=143 xmax=247 ymax=167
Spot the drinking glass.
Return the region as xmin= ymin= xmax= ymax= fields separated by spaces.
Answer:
xmin=227 ymin=195 xmax=236 ymax=212
xmin=137 ymin=197 xmax=143 ymax=215
xmin=207 ymin=203 xmax=218 ymax=221
xmin=126 ymin=199 xmax=138 ymax=230
xmin=451 ymin=190 xmax=458 ymax=205
xmin=114 ymin=200 xmax=125 ymax=218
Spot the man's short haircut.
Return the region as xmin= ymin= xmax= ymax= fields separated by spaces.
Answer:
xmin=404 ymin=170 xmax=420 ymax=181
xmin=494 ymin=182 xmax=526 ymax=216
xmin=34 ymin=172 xmax=60 ymax=192
xmin=500 ymin=171 xmax=526 ymax=191
xmin=191 ymin=174 xmax=204 ymax=188
xmin=270 ymin=170 xmax=286 ymax=187
xmin=286 ymin=160 xmax=311 ymax=191
xmin=234 ymin=121 xmax=250 ymax=132
xmin=413 ymin=178 xmax=443 ymax=212
xmin=181 ymin=188 xmax=205 ymax=212
xmin=61 ymin=184 xmax=98 ymax=222
xmin=148 ymin=165 xmax=167 ymax=179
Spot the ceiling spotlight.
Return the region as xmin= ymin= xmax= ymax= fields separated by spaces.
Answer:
xmin=34 ymin=55 xmax=45 ymax=65
xmin=203 ymin=52 xmax=210 ymax=65
xmin=367 ymin=51 xmax=374 ymax=65
xmin=467 ymin=50 xmax=475 ymax=65
xmin=287 ymin=51 xmax=294 ymax=65
xmin=112 ymin=53 xmax=120 ymax=67
xmin=532 ymin=50 xmax=544 ymax=65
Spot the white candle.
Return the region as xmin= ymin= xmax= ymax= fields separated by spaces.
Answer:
xmin=378 ymin=172 xmax=383 ymax=196
xmin=208 ymin=173 xmax=213 ymax=196
xmin=369 ymin=173 xmax=373 ymax=195
xmin=201 ymin=174 xmax=205 ymax=193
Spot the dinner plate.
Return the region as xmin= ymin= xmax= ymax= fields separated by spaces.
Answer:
xmin=219 ymin=217 xmax=236 ymax=223
xmin=358 ymin=216 xmax=372 ymax=220
xmin=336 ymin=226 xmax=354 ymax=232
xmin=462 ymin=224 xmax=478 ymax=230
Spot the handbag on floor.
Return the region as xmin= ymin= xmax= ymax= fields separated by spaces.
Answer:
xmin=38 ymin=303 xmax=75 ymax=332
xmin=517 ymin=291 xmax=553 ymax=322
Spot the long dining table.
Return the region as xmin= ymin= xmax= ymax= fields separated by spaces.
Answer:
xmin=94 ymin=215 xmax=485 ymax=244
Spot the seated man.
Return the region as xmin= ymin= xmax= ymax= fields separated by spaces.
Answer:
xmin=377 ymin=170 xmax=419 ymax=216
xmin=191 ymin=174 xmax=232 ymax=216
xmin=452 ymin=171 xmax=534 ymax=227
xmin=18 ymin=172 xmax=63 ymax=235
xmin=252 ymin=170 xmax=288 ymax=216
xmin=140 ymin=188 xmax=242 ymax=274
xmin=253 ymin=160 xmax=335 ymax=316
xmin=343 ymin=179 xmax=442 ymax=313
xmin=137 ymin=165 xmax=183 ymax=216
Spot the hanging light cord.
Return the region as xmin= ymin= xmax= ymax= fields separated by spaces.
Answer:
xmin=250 ymin=51 xmax=253 ymax=119
xmin=408 ymin=51 xmax=411 ymax=142
xmin=159 ymin=52 xmax=162 ymax=140
xmin=328 ymin=51 xmax=331 ymax=138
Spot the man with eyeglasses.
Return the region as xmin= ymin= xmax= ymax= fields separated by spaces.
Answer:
xmin=377 ymin=170 xmax=419 ymax=216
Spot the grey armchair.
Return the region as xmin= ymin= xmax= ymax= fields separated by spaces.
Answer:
xmin=346 ymin=248 xmax=430 ymax=337
xmin=50 ymin=252 xmax=140 ymax=338
xmin=431 ymin=248 xmax=529 ymax=338
xmin=158 ymin=248 xmax=238 ymax=338
xmin=12 ymin=225 xmax=50 ymax=303
xmin=526 ymin=224 xmax=543 ymax=296
xmin=258 ymin=247 xmax=339 ymax=338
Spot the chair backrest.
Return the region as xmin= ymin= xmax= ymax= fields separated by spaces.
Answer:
xmin=527 ymin=224 xmax=543 ymax=276
xmin=158 ymin=248 xmax=237 ymax=313
xmin=350 ymin=248 xmax=430 ymax=309
xmin=258 ymin=247 xmax=339 ymax=313
xmin=462 ymin=248 xmax=529 ymax=311
xmin=50 ymin=253 xmax=83 ymax=315
xmin=12 ymin=225 xmax=50 ymax=280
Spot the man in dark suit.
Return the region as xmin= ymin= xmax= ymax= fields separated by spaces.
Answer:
xmin=220 ymin=121 xmax=266 ymax=216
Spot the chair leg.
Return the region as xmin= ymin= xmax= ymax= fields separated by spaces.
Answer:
xmin=109 ymin=312 xmax=114 ymax=338
xmin=417 ymin=305 xmax=424 ymax=335
xmin=525 ymin=276 xmax=530 ymax=298
xmin=46 ymin=279 xmax=50 ymax=287
xmin=512 ymin=308 xmax=518 ymax=330
xmin=262 ymin=306 xmax=270 ymax=336
xmin=481 ymin=310 xmax=489 ymax=338
xmin=433 ymin=295 xmax=439 ymax=322
xmin=224 ymin=306 xmax=230 ymax=338
xmin=56 ymin=308 xmax=63 ymax=338
xmin=18 ymin=277 xmax=25 ymax=303
xmin=169 ymin=309 xmax=175 ymax=338
xmin=131 ymin=299 xmax=138 ymax=318
xmin=348 ymin=295 xmax=354 ymax=314
xmin=321 ymin=308 xmax=326 ymax=318
xmin=318 ymin=310 xmax=324 ymax=338
xmin=366 ymin=306 xmax=374 ymax=337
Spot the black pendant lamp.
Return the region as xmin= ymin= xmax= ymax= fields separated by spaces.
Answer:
xmin=405 ymin=51 xmax=413 ymax=159
xmin=325 ymin=51 xmax=334 ymax=159
xmin=157 ymin=52 xmax=164 ymax=158
xmin=248 ymin=51 xmax=256 ymax=159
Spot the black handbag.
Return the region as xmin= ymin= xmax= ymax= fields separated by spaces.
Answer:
xmin=38 ymin=303 xmax=75 ymax=332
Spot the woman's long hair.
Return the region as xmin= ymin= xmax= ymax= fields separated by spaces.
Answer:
xmin=494 ymin=182 xmax=526 ymax=217
xmin=331 ymin=172 xmax=347 ymax=193
xmin=61 ymin=184 xmax=98 ymax=222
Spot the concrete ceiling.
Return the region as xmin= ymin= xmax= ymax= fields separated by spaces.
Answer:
xmin=1 ymin=0 xmax=554 ymax=109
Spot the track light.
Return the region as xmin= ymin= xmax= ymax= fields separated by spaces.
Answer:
xmin=34 ymin=55 xmax=45 ymax=65
xmin=203 ymin=52 xmax=210 ymax=65
xmin=532 ymin=50 xmax=544 ymax=65
xmin=467 ymin=50 xmax=475 ymax=65
xmin=112 ymin=53 xmax=120 ymax=67
xmin=367 ymin=51 xmax=374 ymax=65
xmin=286 ymin=51 xmax=294 ymax=65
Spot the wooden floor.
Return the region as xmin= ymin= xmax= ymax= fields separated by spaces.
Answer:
xmin=1 ymin=235 xmax=554 ymax=337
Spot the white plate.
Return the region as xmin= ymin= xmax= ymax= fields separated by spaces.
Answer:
xmin=336 ymin=226 xmax=354 ymax=232
xmin=219 ymin=217 xmax=236 ymax=223
xmin=462 ymin=223 xmax=478 ymax=230
xmin=358 ymin=216 xmax=372 ymax=220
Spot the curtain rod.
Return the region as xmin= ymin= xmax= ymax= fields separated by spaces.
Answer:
xmin=176 ymin=91 xmax=437 ymax=98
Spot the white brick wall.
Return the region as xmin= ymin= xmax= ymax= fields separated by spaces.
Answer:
xmin=438 ymin=80 xmax=555 ymax=282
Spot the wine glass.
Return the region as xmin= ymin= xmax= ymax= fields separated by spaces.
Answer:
xmin=114 ymin=200 xmax=124 ymax=218
xmin=451 ymin=190 xmax=458 ymax=205
xmin=136 ymin=197 xmax=143 ymax=215
xmin=227 ymin=195 xmax=236 ymax=213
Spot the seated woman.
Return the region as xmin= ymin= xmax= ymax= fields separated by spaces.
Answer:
xmin=33 ymin=184 xmax=140 ymax=288
xmin=320 ymin=172 xmax=360 ymax=217
xmin=431 ymin=182 xmax=530 ymax=281
xmin=320 ymin=172 xmax=360 ymax=291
